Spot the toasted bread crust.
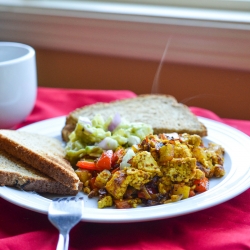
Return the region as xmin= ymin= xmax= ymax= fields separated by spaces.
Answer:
xmin=0 ymin=149 xmax=81 ymax=195
xmin=0 ymin=130 xmax=81 ymax=191
xmin=62 ymin=94 xmax=207 ymax=141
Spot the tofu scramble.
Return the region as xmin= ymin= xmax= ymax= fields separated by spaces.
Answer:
xmin=65 ymin=115 xmax=225 ymax=209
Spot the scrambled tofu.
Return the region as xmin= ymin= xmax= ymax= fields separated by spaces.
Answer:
xmin=106 ymin=167 xmax=156 ymax=198
xmin=131 ymin=151 xmax=161 ymax=176
xmin=105 ymin=170 xmax=132 ymax=199
xmin=173 ymin=142 xmax=193 ymax=158
xmin=79 ymin=133 xmax=225 ymax=209
xmin=94 ymin=170 xmax=111 ymax=188
xmin=192 ymin=142 xmax=225 ymax=178
xmin=98 ymin=195 xmax=113 ymax=209
xmin=158 ymin=176 xmax=172 ymax=194
xmin=126 ymin=168 xmax=153 ymax=190
xmin=161 ymin=157 xmax=197 ymax=182
xmin=180 ymin=133 xmax=202 ymax=147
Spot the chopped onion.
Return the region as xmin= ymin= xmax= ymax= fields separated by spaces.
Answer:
xmin=78 ymin=117 xmax=93 ymax=134
xmin=108 ymin=113 xmax=121 ymax=132
xmin=83 ymin=125 xmax=93 ymax=134
xmin=165 ymin=132 xmax=180 ymax=140
xmin=98 ymin=137 xmax=118 ymax=150
xmin=120 ymin=148 xmax=135 ymax=169
xmin=78 ymin=116 xmax=92 ymax=125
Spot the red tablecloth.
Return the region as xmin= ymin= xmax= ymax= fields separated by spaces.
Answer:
xmin=1 ymin=87 xmax=250 ymax=250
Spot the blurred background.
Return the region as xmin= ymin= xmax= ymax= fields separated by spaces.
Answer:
xmin=0 ymin=0 xmax=250 ymax=120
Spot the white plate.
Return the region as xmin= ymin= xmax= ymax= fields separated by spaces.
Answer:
xmin=0 ymin=116 xmax=250 ymax=223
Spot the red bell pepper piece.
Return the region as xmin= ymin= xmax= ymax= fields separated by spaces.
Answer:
xmin=137 ymin=186 xmax=151 ymax=199
xmin=76 ymin=150 xmax=114 ymax=171
xmin=96 ymin=150 xmax=113 ymax=170
xmin=112 ymin=148 xmax=125 ymax=166
xmin=76 ymin=161 xmax=96 ymax=170
xmin=193 ymin=177 xmax=209 ymax=193
xmin=189 ymin=190 xmax=196 ymax=197
xmin=114 ymin=199 xmax=132 ymax=209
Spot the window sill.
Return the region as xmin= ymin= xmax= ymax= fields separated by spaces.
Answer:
xmin=1 ymin=0 xmax=250 ymax=70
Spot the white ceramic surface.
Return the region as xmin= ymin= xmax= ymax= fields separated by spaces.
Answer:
xmin=0 ymin=116 xmax=250 ymax=223
xmin=0 ymin=42 xmax=37 ymax=129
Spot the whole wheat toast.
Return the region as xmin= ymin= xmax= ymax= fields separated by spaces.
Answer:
xmin=0 ymin=130 xmax=81 ymax=191
xmin=0 ymin=149 xmax=80 ymax=195
xmin=62 ymin=94 xmax=207 ymax=141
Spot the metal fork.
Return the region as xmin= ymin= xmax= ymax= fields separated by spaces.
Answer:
xmin=48 ymin=196 xmax=84 ymax=250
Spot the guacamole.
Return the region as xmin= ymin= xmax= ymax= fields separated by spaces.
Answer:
xmin=65 ymin=114 xmax=153 ymax=165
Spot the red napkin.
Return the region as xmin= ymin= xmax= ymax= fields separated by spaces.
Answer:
xmin=1 ymin=87 xmax=250 ymax=250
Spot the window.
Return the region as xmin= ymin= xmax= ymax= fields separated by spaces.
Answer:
xmin=1 ymin=0 xmax=250 ymax=70
xmin=36 ymin=0 xmax=250 ymax=11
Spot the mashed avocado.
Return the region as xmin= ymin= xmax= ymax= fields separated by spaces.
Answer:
xmin=65 ymin=114 xmax=153 ymax=165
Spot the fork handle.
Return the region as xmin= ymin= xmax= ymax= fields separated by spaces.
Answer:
xmin=56 ymin=232 xmax=69 ymax=250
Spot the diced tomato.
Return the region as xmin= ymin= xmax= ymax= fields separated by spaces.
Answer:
xmin=114 ymin=199 xmax=132 ymax=209
xmin=96 ymin=150 xmax=113 ymax=170
xmin=193 ymin=177 xmax=209 ymax=193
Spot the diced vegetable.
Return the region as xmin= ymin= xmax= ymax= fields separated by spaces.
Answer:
xmin=108 ymin=113 xmax=121 ymax=131
xmin=114 ymin=199 xmax=132 ymax=209
xmin=189 ymin=190 xmax=196 ymax=197
xmin=193 ymin=177 xmax=209 ymax=193
xmin=138 ymin=186 xmax=152 ymax=200
xmin=96 ymin=150 xmax=113 ymax=170
xmin=159 ymin=144 xmax=175 ymax=163
xmin=127 ymin=135 xmax=141 ymax=146
xmin=112 ymin=148 xmax=125 ymax=165
xmin=120 ymin=148 xmax=135 ymax=169
xmin=98 ymin=137 xmax=118 ymax=150
xmin=76 ymin=161 xmax=96 ymax=170
xmin=170 ymin=194 xmax=183 ymax=202
xmin=172 ymin=184 xmax=190 ymax=199
xmin=75 ymin=169 xmax=91 ymax=183
xmin=76 ymin=150 xmax=113 ymax=171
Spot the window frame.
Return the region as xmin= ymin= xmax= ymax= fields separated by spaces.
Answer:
xmin=1 ymin=0 xmax=250 ymax=71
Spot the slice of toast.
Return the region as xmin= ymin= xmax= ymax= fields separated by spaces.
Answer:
xmin=62 ymin=94 xmax=207 ymax=141
xmin=0 ymin=149 xmax=80 ymax=195
xmin=0 ymin=130 xmax=81 ymax=191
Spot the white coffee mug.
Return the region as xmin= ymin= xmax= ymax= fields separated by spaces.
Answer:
xmin=0 ymin=42 xmax=37 ymax=129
